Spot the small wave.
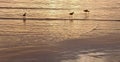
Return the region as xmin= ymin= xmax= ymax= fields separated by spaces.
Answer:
xmin=0 ymin=17 xmax=119 ymax=21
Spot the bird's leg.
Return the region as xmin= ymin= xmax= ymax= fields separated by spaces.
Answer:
xmin=69 ymin=15 xmax=74 ymax=22
xmin=23 ymin=16 xmax=26 ymax=25
xmin=84 ymin=12 xmax=89 ymax=19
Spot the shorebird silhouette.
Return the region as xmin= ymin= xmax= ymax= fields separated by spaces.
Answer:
xmin=23 ymin=12 xmax=26 ymax=25
xmin=69 ymin=12 xmax=74 ymax=22
xmin=83 ymin=9 xmax=90 ymax=19
xmin=69 ymin=12 xmax=74 ymax=15
xmin=83 ymin=9 xmax=90 ymax=13
xmin=23 ymin=12 xmax=26 ymax=16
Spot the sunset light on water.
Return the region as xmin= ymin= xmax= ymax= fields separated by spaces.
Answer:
xmin=0 ymin=0 xmax=120 ymax=62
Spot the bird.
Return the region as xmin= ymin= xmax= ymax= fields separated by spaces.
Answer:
xmin=83 ymin=9 xmax=90 ymax=13
xmin=83 ymin=9 xmax=90 ymax=19
xmin=23 ymin=12 xmax=27 ymax=25
xmin=23 ymin=12 xmax=26 ymax=16
xmin=69 ymin=12 xmax=74 ymax=15
xmin=69 ymin=12 xmax=74 ymax=22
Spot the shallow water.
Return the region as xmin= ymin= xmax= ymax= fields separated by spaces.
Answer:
xmin=0 ymin=0 xmax=120 ymax=19
xmin=0 ymin=0 xmax=120 ymax=62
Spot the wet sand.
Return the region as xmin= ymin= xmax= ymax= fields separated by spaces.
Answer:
xmin=0 ymin=31 xmax=119 ymax=62
xmin=0 ymin=0 xmax=120 ymax=62
xmin=0 ymin=20 xmax=119 ymax=62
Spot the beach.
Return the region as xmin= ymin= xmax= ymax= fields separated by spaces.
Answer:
xmin=0 ymin=20 xmax=119 ymax=62
xmin=0 ymin=0 xmax=120 ymax=62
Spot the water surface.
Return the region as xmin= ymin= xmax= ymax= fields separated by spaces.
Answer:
xmin=0 ymin=0 xmax=120 ymax=62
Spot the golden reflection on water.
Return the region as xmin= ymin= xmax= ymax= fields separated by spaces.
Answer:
xmin=61 ymin=52 xmax=120 ymax=62
xmin=0 ymin=20 xmax=98 ymax=42
xmin=0 ymin=0 xmax=120 ymax=19
xmin=0 ymin=0 xmax=120 ymax=62
xmin=61 ymin=54 xmax=105 ymax=62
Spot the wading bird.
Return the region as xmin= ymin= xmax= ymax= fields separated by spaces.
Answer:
xmin=83 ymin=9 xmax=90 ymax=19
xmin=69 ymin=12 xmax=74 ymax=21
xmin=69 ymin=12 xmax=74 ymax=15
xmin=23 ymin=12 xmax=26 ymax=25
xmin=83 ymin=9 xmax=90 ymax=13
